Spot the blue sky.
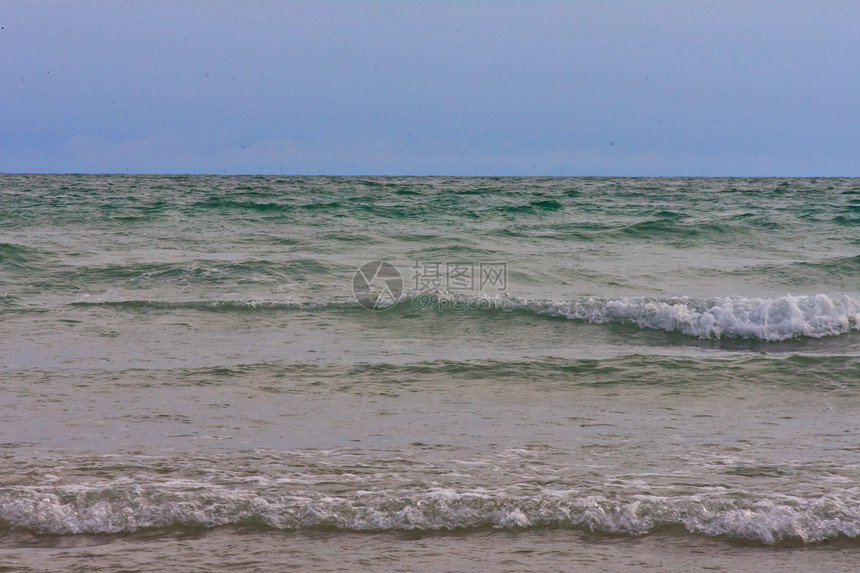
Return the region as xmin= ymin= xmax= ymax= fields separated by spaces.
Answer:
xmin=2 ymin=1 xmax=859 ymax=175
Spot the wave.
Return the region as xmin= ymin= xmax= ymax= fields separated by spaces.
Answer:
xmin=734 ymin=255 xmax=860 ymax=286
xmin=791 ymin=255 xmax=860 ymax=277
xmin=192 ymin=196 xmax=295 ymax=213
xmin=7 ymin=354 xmax=857 ymax=394
xmin=400 ymin=292 xmax=860 ymax=341
xmin=500 ymin=199 xmax=563 ymax=214
xmin=67 ymin=292 xmax=860 ymax=341
xmin=614 ymin=219 xmax=730 ymax=240
xmin=42 ymin=258 xmax=344 ymax=286
xmin=1 ymin=484 xmax=857 ymax=544
xmin=0 ymin=242 xmax=46 ymax=268
xmin=337 ymin=354 xmax=860 ymax=390
xmin=69 ymin=299 xmax=313 ymax=312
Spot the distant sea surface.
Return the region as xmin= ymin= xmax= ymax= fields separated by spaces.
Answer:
xmin=1 ymin=174 xmax=858 ymax=572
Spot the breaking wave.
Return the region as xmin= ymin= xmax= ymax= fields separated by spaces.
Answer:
xmin=402 ymin=292 xmax=860 ymax=341
xmin=1 ymin=483 xmax=857 ymax=545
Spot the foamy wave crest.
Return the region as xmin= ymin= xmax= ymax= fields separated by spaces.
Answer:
xmin=406 ymin=292 xmax=860 ymax=341
xmin=537 ymin=294 xmax=860 ymax=340
xmin=2 ymin=485 xmax=858 ymax=544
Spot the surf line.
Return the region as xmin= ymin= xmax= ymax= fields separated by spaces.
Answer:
xmin=254 ymin=111 xmax=318 ymax=175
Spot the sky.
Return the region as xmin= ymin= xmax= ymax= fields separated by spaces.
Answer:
xmin=2 ymin=0 xmax=859 ymax=176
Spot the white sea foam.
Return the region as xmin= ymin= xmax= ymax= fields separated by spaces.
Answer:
xmin=538 ymin=293 xmax=860 ymax=341
xmin=2 ymin=485 xmax=858 ymax=544
xmin=408 ymin=291 xmax=860 ymax=341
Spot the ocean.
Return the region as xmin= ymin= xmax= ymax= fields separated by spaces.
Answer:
xmin=0 ymin=174 xmax=858 ymax=571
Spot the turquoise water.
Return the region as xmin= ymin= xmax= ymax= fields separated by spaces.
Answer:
xmin=1 ymin=175 xmax=858 ymax=571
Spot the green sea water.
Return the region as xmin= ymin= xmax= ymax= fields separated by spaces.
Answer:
xmin=1 ymin=174 xmax=858 ymax=571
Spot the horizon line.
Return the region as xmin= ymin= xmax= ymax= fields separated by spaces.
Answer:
xmin=1 ymin=171 xmax=856 ymax=179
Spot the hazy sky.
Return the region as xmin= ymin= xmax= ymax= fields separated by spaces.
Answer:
xmin=3 ymin=1 xmax=859 ymax=175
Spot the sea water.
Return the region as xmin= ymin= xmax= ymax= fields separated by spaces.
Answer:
xmin=0 ymin=175 xmax=858 ymax=571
